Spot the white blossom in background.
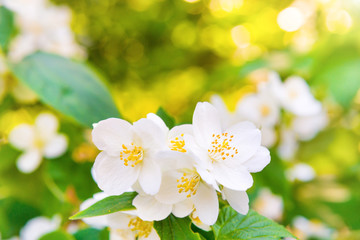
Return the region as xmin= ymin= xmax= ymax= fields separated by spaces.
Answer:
xmin=9 ymin=113 xmax=68 ymax=173
xmin=278 ymin=76 xmax=322 ymax=116
xmin=292 ymin=216 xmax=333 ymax=240
xmin=212 ymin=70 xmax=327 ymax=159
xmin=253 ymin=188 xmax=284 ymax=221
xmin=2 ymin=0 xmax=85 ymax=62
xmin=81 ymin=193 xmax=160 ymax=240
xmin=20 ymin=215 xmax=61 ymax=240
xmin=92 ymin=115 xmax=168 ymax=196
xmin=286 ymin=163 xmax=316 ymax=182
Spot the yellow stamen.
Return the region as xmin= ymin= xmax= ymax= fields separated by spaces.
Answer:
xmin=177 ymin=172 xmax=200 ymax=197
xmin=260 ymin=105 xmax=271 ymax=117
xmin=119 ymin=144 xmax=144 ymax=167
xmin=208 ymin=133 xmax=238 ymax=162
xmin=128 ymin=217 xmax=153 ymax=238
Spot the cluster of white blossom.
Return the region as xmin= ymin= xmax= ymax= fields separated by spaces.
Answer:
xmin=211 ymin=70 xmax=327 ymax=160
xmin=9 ymin=113 xmax=68 ymax=173
xmin=81 ymin=101 xmax=270 ymax=239
xmin=1 ymin=0 xmax=85 ymax=62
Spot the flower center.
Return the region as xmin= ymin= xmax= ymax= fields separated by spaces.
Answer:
xmin=169 ymin=134 xmax=186 ymax=152
xmin=128 ymin=217 xmax=153 ymax=238
xmin=208 ymin=133 xmax=238 ymax=162
xmin=34 ymin=138 xmax=45 ymax=149
xmin=177 ymin=172 xmax=200 ymax=198
xmin=120 ymin=143 xmax=144 ymax=167
xmin=260 ymin=105 xmax=271 ymax=117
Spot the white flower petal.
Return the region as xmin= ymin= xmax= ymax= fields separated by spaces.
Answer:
xmin=35 ymin=113 xmax=58 ymax=141
xmin=16 ymin=149 xmax=42 ymax=173
xmin=92 ymin=118 xmax=133 ymax=157
xmin=155 ymin=151 xmax=194 ymax=172
xmin=210 ymin=94 xmax=235 ymax=129
xmin=226 ymin=121 xmax=261 ymax=162
xmin=133 ymin=118 xmax=167 ymax=151
xmin=155 ymin=172 xmax=187 ymax=204
xmin=196 ymin=167 xmax=219 ymax=191
xmin=168 ymin=124 xmax=193 ymax=140
xmin=146 ymin=113 xmax=169 ymax=134
xmin=212 ymin=163 xmax=253 ymax=191
xmin=138 ymin=158 xmax=162 ymax=195
xmin=110 ymin=228 xmax=135 ymax=240
xmin=132 ymin=195 xmax=172 ymax=221
xmin=9 ymin=124 xmax=35 ymax=150
xmin=192 ymin=182 xmax=219 ymax=225
xmin=242 ymin=146 xmax=270 ymax=173
xmin=93 ymin=152 xmax=140 ymax=195
xmin=107 ymin=212 xmax=134 ymax=229
xmin=172 ymin=199 xmax=194 ymax=218
xmin=43 ymin=134 xmax=68 ymax=158
xmin=183 ymin=135 xmax=210 ymax=168
xmin=193 ymin=102 xmax=222 ymax=148
xmin=261 ymin=127 xmax=277 ymax=147
xmin=222 ymin=188 xmax=249 ymax=215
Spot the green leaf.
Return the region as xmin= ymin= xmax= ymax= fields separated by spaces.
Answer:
xmin=39 ymin=230 xmax=75 ymax=240
xmin=74 ymin=228 xmax=109 ymax=240
xmin=213 ymin=207 xmax=297 ymax=240
xmin=0 ymin=6 xmax=15 ymax=51
xmin=156 ymin=107 xmax=175 ymax=128
xmin=10 ymin=52 xmax=121 ymax=127
xmin=70 ymin=192 xmax=137 ymax=220
xmin=153 ymin=215 xmax=202 ymax=240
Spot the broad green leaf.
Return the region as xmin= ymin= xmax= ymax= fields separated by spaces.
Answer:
xmin=70 ymin=192 xmax=137 ymax=220
xmin=10 ymin=52 xmax=121 ymax=127
xmin=154 ymin=215 xmax=202 ymax=240
xmin=39 ymin=230 xmax=75 ymax=240
xmin=156 ymin=107 xmax=175 ymax=128
xmin=213 ymin=207 xmax=297 ymax=240
xmin=0 ymin=6 xmax=15 ymax=51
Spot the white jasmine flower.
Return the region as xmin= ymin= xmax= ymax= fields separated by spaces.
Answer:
xmin=9 ymin=113 xmax=68 ymax=173
xmin=253 ymin=188 xmax=283 ymax=221
xmin=20 ymin=215 xmax=61 ymax=240
xmin=236 ymin=90 xmax=280 ymax=128
xmin=155 ymin=151 xmax=219 ymax=225
xmin=292 ymin=216 xmax=333 ymax=240
xmin=3 ymin=0 xmax=85 ymax=61
xmin=278 ymin=76 xmax=322 ymax=116
xmin=187 ymin=102 xmax=270 ymax=192
xmin=92 ymin=115 xmax=168 ymax=195
xmin=81 ymin=193 xmax=160 ymax=240
xmin=286 ymin=163 xmax=316 ymax=182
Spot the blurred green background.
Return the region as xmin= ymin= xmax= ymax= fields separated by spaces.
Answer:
xmin=1 ymin=0 xmax=360 ymax=239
